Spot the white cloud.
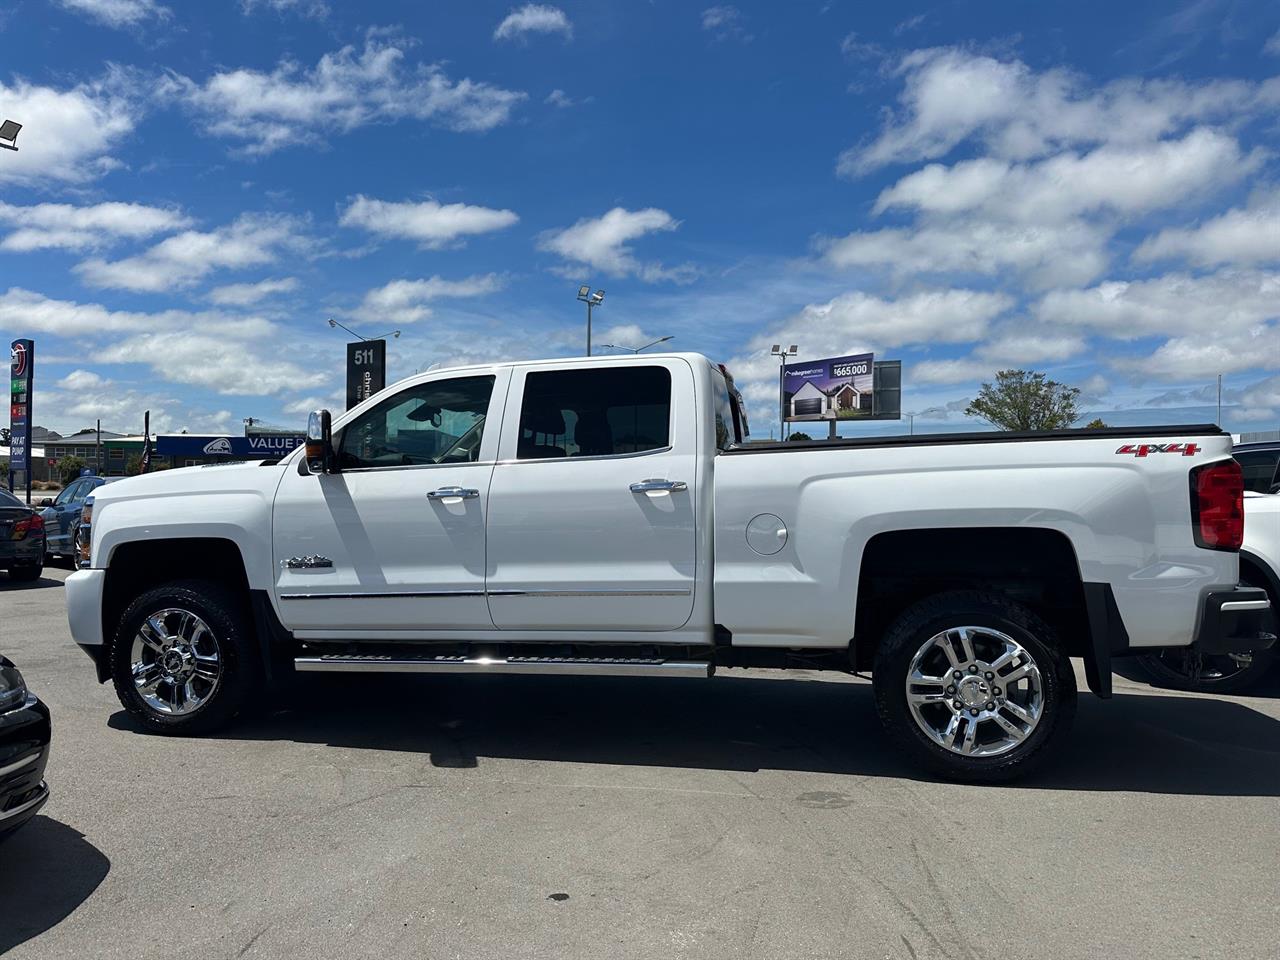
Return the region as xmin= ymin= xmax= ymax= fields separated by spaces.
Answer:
xmin=0 ymin=201 xmax=191 ymax=252
xmin=1036 ymin=269 xmax=1280 ymax=339
xmin=97 ymin=331 xmax=326 ymax=395
xmin=751 ymin=289 xmax=1014 ymax=362
xmin=912 ymin=331 xmax=1087 ymax=384
xmin=702 ymin=6 xmax=752 ymax=43
xmin=872 ymin=128 xmax=1258 ymax=224
xmin=1265 ymin=30 xmax=1280 ymax=56
xmin=58 ymin=369 xmax=107 ymax=390
xmin=539 ymin=207 xmax=694 ymax=282
xmin=1122 ymin=325 xmax=1280 ymax=380
xmin=493 ymin=4 xmax=573 ymax=42
xmin=545 ymin=89 xmax=578 ymax=108
xmin=75 ymin=214 xmax=308 ymax=292
xmin=1133 ymin=188 xmax=1280 ymax=268
xmin=0 ymin=70 xmax=141 ymax=185
xmin=240 ymin=0 xmax=328 ymax=18
xmin=357 ymin=274 xmax=505 ymax=324
xmin=339 ymin=195 xmax=518 ymax=248
xmin=823 ymin=218 xmax=1110 ymax=289
xmin=841 ymin=47 xmax=1278 ymax=175
xmin=166 ymin=36 xmax=526 ymax=155
xmin=207 ymin=277 xmax=300 ymax=306
xmin=54 ymin=0 xmax=170 ymax=28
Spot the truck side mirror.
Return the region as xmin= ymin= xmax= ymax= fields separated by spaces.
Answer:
xmin=305 ymin=410 xmax=336 ymax=474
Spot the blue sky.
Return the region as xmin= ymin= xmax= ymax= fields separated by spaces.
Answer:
xmin=1 ymin=0 xmax=1278 ymax=438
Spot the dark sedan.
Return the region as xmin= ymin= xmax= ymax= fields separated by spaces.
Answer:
xmin=0 ymin=487 xmax=45 ymax=582
xmin=38 ymin=476 xmax=116 ymax=562
xmin=0 ymin=654 xmax=50 ymax=841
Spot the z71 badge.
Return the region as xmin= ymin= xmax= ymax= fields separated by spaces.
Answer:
xmin=1115 ymin=442 xmax=1200 ymax=457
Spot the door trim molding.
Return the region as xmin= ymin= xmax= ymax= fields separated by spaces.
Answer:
xmin=280 ymin=587 xmax=692 ymax=601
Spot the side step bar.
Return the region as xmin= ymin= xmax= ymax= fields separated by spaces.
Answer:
xmin=294 ymin=654 xmax=713 ymax=679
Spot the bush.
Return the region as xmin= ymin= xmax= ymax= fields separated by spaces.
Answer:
xmin=788 ymin=431 xmax=813 ymax=441
xmin=57 ymin=456 xmax=87 ymax=485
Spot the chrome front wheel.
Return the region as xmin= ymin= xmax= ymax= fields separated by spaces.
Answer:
xmin=129 ymin=607 xmax=223 ymax=716
xmin=904 ymin=626 xmax=1045 ymax=757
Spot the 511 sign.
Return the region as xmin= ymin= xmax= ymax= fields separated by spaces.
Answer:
xmin=345 ymin=339 xmax=387 ymax=410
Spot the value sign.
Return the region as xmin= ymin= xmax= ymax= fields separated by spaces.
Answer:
xmin=345 ymin=339 xmax=387 ymax=411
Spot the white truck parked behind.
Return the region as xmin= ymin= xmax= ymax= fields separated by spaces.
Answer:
xmin=64 ymin=353 xmax=1274 ymax=781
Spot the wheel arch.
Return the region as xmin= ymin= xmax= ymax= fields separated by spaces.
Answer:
xmin=853 ymin=526 xmax=1118 ymax=697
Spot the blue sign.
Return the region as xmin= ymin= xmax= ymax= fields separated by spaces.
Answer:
xmin=155 ymin=434 xmax=304 ymax=458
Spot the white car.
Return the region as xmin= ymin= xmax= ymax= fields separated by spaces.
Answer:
xmin=62 ymin=353 xmax=1273 ymax=781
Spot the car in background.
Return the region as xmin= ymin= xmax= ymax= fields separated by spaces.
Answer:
xmin=0 ymin=653 xmax=50 ymax=842
xmin=39 ymin=476 xmax=117 ymax=564
xmin=1135 ymin=442 xmax=1280 ymax=693
xmin=0 ymin=487 xmax=46 ymax=582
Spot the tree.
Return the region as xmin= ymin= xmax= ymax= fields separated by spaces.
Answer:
xmin=788 ymin=431 xmax=813 ymax=441
xmin=965 ymin=370 xmax=1081 ymax=431
xmin=1084 ymin=418 xmax=1107 ymax=429
xmin=57 ymin=456 xmax=87 ymax=485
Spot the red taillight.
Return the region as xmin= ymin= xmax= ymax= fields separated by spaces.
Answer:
xmin=1190 ymin=459 xmax=1243 ymax=551
xmin=11 ymin=513 xmax=43 ymax=540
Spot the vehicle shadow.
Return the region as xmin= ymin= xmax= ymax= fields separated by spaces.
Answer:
xmin=0 ymin=575 xmax=65 ymax=591
xmin=110 ymin=672 xmax=1280 ymax=797
xmin=0 ymin=816 xmax=110 ymax=953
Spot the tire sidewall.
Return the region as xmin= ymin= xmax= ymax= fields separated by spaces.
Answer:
xmin=110 ymin=581 xmax=255 ymax=734
xmin=874 ymin=593 xmax=1077 ymax=782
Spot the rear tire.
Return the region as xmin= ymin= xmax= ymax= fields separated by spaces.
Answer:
xmin=873 ymin=590 xmax=1077 ymax=783
xmin=8 ymin=563 xmax=43 ymax=582
xmin=110 ymin=580 xmax=261 ymax=734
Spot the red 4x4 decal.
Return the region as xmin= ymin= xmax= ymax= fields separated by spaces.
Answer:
xmin=1115 ymin=442 xmax=1201 ymax=457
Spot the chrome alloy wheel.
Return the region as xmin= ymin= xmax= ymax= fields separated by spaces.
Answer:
xmin=130 ymin=608 xmax=222 ymax=716
xmin=904 ymin=626 xmax=1044 ymax=758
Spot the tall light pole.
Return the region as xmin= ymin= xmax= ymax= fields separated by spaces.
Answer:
xmin=599 ymin=336 xmax=674 ymax=354
xmin=576 ymin=286 xmax=605 ymax=356
xmin=770 ymin=344 xmax=798 ymax=440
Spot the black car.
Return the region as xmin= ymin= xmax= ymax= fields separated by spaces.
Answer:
xmin=0 ymin=487 xmax=46 ymax=582
xmin=0 ymin=654 xmax=50 ymax=841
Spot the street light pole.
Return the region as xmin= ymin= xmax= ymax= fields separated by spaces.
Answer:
xmin=770 ymin=344 xmax=798 ymax=440
xmin=598 ymin=336 xmax=674 ymax=354
xmin=576 ymin=286 xmax=605 ymax=356
xmin=326 ymin=318 xmax=401 ymax=342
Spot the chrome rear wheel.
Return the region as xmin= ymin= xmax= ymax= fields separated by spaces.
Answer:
xmin=904 ymin=625 xmax=1046 ymax=758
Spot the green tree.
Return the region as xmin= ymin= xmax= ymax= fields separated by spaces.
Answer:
xmin=965 ymin=370 xmax=1081 ymax=431
xmin=57 ymin=456 xmax=87 ymax=485
xmin=1084 ymin=418 xmax=1107 ymax=429
xmin=787 ymin=431 xmax=813 ymax=441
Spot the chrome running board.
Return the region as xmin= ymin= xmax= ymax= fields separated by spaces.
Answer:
xmin=294 ymin=654 xmax=713 ymax=679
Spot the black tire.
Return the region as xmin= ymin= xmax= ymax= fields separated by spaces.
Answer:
xmin=8 ymin=563 xmax=43 ymax=582
xmin=873 ymin=590 xmax=1077 ymax=783
xmin=1136 ymin=647 xmax=1273 ymax=694
xmin=110 ymin=579 xmax=261 ymax=734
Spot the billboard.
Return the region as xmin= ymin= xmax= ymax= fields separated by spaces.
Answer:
xmin=783 ymin=353 xmax=875 ymax=422
xmin=156 ymin=434 xmax=305 ymax=458
xmin=9 ymin=339 xmax=33 ymax=487
xmin=346 ymin=340 xmax=386 ymax=411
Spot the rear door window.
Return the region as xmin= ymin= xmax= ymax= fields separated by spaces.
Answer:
xmin=517 ymin=366 xmax=672 ymax=459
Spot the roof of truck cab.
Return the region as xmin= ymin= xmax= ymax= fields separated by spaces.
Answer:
xmin=395 ymin=352 xmax=716 ymax=379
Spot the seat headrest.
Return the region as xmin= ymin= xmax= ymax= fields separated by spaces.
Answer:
xmin=523 ymin=406 xmax=566 ymax=436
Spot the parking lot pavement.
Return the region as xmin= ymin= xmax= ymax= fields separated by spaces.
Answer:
xmin=2 ymin=570 xmax=1279 ymax=960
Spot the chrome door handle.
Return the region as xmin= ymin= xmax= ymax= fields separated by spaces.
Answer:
xmin=427 ymin=486 xmax=480 ymax=500
xmin=629 ymin=478 xmax=687 ymax=493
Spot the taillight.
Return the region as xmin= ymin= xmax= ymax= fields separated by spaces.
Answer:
xmin=1190 ymin=459 xmax=1243 ymax=551
xmin=11 ymin=513 xmax=43 ymax=540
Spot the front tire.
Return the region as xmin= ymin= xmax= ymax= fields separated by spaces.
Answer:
xmin=873 ymin=591 xmax=1077 ymax=783
xmin=110 ymin=580 xmax=261 ymax=734
xmin=8 ymin=563 xmax=43 ymax=582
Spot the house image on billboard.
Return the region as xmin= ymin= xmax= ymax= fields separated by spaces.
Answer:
xmin=789 ymin=379 xmax=871 ymax=419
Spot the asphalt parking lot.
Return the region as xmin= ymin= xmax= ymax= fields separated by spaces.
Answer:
xmin=2 ymin=568 xmax=1280 ymax=960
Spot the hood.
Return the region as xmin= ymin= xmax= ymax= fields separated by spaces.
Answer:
xmin=89 ymin=461 xmax=287 ymax=504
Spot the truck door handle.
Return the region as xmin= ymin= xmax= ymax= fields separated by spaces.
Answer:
xmin=427 ymin=486 xmax=480 ymax=501
xmin=629 ymin=478 xmax=687 ymax=493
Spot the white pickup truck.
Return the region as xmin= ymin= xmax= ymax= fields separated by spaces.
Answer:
xmin=64 ymin=353 xmax=1274 ymax=781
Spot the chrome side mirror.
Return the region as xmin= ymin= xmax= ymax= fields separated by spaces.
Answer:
xmin=305 ymin=410 xmax=336 ymax=474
